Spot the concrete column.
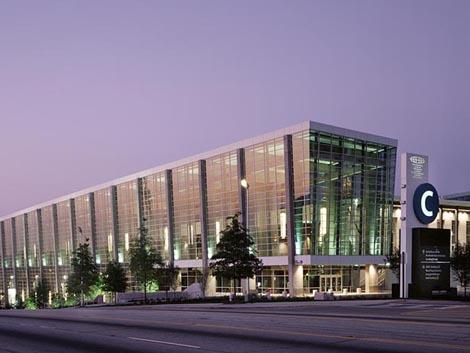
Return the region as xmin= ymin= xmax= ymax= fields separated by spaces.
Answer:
xmin=165 ymin=169 xmax=175 ymax=263
xmin=10 ymin=219 xmax=18 ymax=292
xmin=22 ymin=215 xmax=30 ymax=296
xmin=136 ymin=178 xmax=144 ymax=228
xmin=365 ymin=264 xmax=378 ymax=293
xmin=198 ymin=160 xmax=209 ymax=295
xmin=206 ymin=275 xmax=217 ymax=297
xmin=88 ymin=193 xmax=97 ymax=260
xmin=36 ymin=209 xmax=44 ymax=281
xmin=400 ymin=153 xmax=430 ymax=298
xmin=110 ymin=186 xmax=119 ymax=262
xmin=51 ymin=204 xmax=60 ymax=293
xmin=284 ymin=135 xmax=298 ymax=296
xmin=292 ymin=265 xmax=304 ymax=296
xmin=236 ymin=148 xmax=247 ymax=227
xmin=0 ymin=222 xmax=7 ymax=303
xmin=68 ymin=199 xmax=77 ymax=251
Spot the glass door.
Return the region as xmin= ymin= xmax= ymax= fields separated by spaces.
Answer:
xmin=320 ymin=275 xmax=342 ymax=292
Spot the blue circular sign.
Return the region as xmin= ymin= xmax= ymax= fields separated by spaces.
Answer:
xmin=413 ymin=183 xmax=439 ymax=224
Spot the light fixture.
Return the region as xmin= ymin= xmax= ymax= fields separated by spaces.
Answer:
xmin=125 ymin=233 xmax=129 ymax=251
xmin=240 ymin=179 xmax=249 ymax=189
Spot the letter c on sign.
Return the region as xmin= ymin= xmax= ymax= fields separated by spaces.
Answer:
xmin=413 ymin=183 xmax=439 ymax=224
xmin=421 ymin=190 xmax=434 ymax=217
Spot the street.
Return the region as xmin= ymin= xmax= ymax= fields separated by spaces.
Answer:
xmin=0 ymin=299 xmax=469 ymax=353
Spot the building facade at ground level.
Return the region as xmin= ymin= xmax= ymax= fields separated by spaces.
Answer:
xmin=0 ymin=121 xmax=404 ymax=303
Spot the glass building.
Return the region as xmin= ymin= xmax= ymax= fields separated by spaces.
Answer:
xmin=0 ymin=121 xmax=403 ymax=302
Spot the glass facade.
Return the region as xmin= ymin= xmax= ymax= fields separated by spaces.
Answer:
xmin=56 ymin=201 xmax=72 ymax=295
xmin=393 ymin=206 xmax=470 ymax=253
xmin=94 ymin=188 xmax=114 ymax=266
xmin=40 ymin=206 xmax=56 ymax=292
xmin=26 ymin=210 xmax=41 ymax=292
xmin=14 ymin=216 xmax=27 ymax=300
xmin=172 ymin=162 xmax=202 ymax=261
xmin=292 ymin=131 xmax=396 ymax=256
xmin=0 ymin=122 xmax=404 ymax=300
xmin=56 ymin=201 xmax=72 ymax=267
xmin=141 ymin=172 xmax=170 ymax=261
xmin=256 ymin=266 xmax=289 ymax=294
xmin=206 ymin=151 xmax=240 ymax=259
xmin=116 ymin=180 xmax=139 ymax=265
xmin=2 ymin=219 xmax=15 ymax=293
xmin=245 ymin=138 xmax=288 ymax=257
xmin=74 ymin=194 xmax=93 ymax=250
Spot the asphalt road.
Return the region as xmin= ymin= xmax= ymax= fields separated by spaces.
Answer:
xmin=0 ymin=299 xmax=469 ymax=353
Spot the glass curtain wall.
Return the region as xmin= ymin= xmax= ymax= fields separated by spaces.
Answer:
xmin=141 ymin=172 xmax=170 ymax=261
xmin=172 ymin=162 xmax=201 ymax=261
xmin=206 ymin=151 xmax=240 ymax=259
xmin=26 ymin=210 xmax=41 ymax=292
xmin=244 ymin=138 xmax=287 ymax=257
xmin=292 ymin=130 xmax=396 ymax=256
xmin=14 ymin=216 xmax=28 ymax=300
xmin=116 ymin=180 xmax=139 ymax=265
xmin=74 ymin=194 xmax=93 ymax=250
xmin=94 ymin=188 xmax=114 ymax=267
xmin=2 ymin=220 xmax=15 ymax=295
xmin=40 ymin=206 xmax=56 ymax=292
xmin=56 ymin=201 xmax=72 ymax=295
xmin=255 ymin=266 xmax=288 ymax=294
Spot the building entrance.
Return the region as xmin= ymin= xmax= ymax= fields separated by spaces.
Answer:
xmin=320 ymin=275 xmax=342 ymax=292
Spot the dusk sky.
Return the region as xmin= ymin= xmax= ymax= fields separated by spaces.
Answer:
xmin=1 ymin=0 xmax=469 ymax=216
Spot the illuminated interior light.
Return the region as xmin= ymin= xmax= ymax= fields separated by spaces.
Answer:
xmin=164 ymin=227 xmax=169 ymax=251
xmin=320 ymin=207 xmax=327 ymax=237
xmin=280 ymin=212 xmax=287 ymax=239
xmin=216 ymin=221 xmax=221 ymax=243
xmin=190 ymin=225 xmax=194 ymax=245
xmin=393 ymin=208 xmax=401 ymax=218
xmin=108 ymin=234 xmax=113 ymax=253
xmin=125 ymin=233 xmax=129 ymax=252
xmin=443 ymin=211 xmax=455 ymax=221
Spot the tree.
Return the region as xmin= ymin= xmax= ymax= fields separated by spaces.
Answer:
xmin=385 ymin=248 xmax=401 ymax=279
xmin=34 ymin=278 xmax=49 ymax=309
xmin=129 ymin=222 xmax=163 ymax=303
xmin=102 ymin=261 xmax=128 ymax=304
xmin=67 ymin=239 xmax=99 ymax=306
xmin=157 ymin=262 xmax=179 ymax=301
xmin=210 ymin=214 xmax=263 ymax=297
xmin=450 ymin=243 xmax=470 ymax=298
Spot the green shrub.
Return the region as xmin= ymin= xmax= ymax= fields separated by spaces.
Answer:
xmin=51 ymin=294 xmax=65 ymax=309
xmin=15 ymin=295 xmax=25 ymax=309
xmin=25 ymin=297 xmax=38 ymax=310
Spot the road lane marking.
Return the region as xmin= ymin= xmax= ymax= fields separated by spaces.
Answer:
xmin=195 ymin=323 xmax=470 ymax=351
xmin=128 ymin=336 xmax=200 ymax=349
xmin=436 ymin=305 xmax=468 ymax=310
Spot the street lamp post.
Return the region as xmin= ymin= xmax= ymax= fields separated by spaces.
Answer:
xmin=240 ymin=178 xmax=250 ymax=302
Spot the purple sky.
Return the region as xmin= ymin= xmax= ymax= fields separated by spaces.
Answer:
xmin=1 ymin=0 xmax=469 ymax=216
